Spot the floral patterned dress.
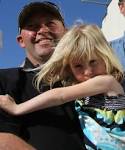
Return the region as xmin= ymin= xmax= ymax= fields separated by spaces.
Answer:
xmin=75 ymin=95 xmax=125 ymax=150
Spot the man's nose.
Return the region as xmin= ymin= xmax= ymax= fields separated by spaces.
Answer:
xmin=37 ymin=24 xmax=49 ymax=34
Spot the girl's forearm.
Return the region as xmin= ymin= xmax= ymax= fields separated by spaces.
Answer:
xmin=15 ymin=89 xmax=63 ymax=115
xmin=14 ymin=75 xmax=121 ymax=115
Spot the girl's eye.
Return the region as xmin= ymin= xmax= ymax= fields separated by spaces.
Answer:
xmin=74 ymin=64 xmax=83 ymax=68
xmin=90 ymin=60 xmax=97 ymax=66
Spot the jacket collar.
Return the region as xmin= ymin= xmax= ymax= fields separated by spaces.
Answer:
xmin=23 ymin=58 xmax=41 ymax=72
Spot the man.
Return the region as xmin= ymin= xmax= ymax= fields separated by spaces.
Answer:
xmin=0 ymin=1 xmax=84 ymax=150
xmin=110 ymin=0 xmax=125 ymax=70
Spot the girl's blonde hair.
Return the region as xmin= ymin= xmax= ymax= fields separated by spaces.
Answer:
xmin=36 ymin=24 xmax=124 ymax=90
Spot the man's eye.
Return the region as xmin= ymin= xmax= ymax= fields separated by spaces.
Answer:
xmin=47 ymin=22 xmax=56 ymax=27
xmin=25 ymin=24 xmax=39 ymax=31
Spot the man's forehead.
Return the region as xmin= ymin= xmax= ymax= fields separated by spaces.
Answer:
xmin=119 ymin=0 xmax=125 ymax=4
xmin=25 ymin=13 xmax=61 ymax=23
xmin=119 ymin=0 xmax=125 ymax=2
xmin=23 ymin=14 xmax=61 ymax=27
xmin=29 ymin=12 xmax=59 ymax=19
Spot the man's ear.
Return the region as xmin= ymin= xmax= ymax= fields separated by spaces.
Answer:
xmin=16 ymin=35 xmax=25 ymax=48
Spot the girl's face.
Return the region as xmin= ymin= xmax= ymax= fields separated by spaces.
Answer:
xmin=70 ymin=54 xmax=107 ymax=82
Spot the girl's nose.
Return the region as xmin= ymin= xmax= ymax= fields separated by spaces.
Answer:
xmin=83 ymin=67 xmax=92 ymax=76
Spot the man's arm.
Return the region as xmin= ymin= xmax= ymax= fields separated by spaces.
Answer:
xmin=0 ymin=69 xmax=37 ymax=150
xmin=0 ymin=133 xmax=36 ymax=150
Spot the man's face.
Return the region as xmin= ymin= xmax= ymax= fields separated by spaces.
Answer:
xmin=119 ymin=0 xmax=125 ymax=16
xmin=17 ymin=13 xmax=66 ymax=65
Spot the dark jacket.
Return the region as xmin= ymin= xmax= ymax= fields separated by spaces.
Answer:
xmin=0 ymin=58 xmax=85 ymax=150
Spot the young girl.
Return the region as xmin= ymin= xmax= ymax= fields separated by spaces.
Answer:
xmin=0 ymin=24 xmax=125 ymax=150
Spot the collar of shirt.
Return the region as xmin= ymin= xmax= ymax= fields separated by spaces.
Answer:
xmin=22 ymin=58 xmax=42 ymax=72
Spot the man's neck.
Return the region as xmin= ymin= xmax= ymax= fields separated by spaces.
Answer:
xmin=28 ymin=57 xmax=50 ymax=67
xmin=23 ymin=58 xmax=43 ymax=72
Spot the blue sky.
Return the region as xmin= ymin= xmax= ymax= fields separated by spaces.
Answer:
xmin=0 ymin=0 xmax=110 ymax=68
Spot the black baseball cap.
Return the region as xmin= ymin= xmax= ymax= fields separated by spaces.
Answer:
xmin=18 ymin=1 xmax=64 ymax=32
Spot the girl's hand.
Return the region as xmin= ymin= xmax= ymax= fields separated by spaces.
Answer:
xmin=0 ymin=94 xmax=17 ymax=115
xmin=106 ymin=76 xmax=124 ymax=96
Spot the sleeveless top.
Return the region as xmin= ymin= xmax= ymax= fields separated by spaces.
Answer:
xmin=75 ymin=95 xmax=125 ymax=150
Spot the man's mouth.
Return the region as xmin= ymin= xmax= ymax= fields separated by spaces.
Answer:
xmin=35 ymin=38 xmax=53 ymax=44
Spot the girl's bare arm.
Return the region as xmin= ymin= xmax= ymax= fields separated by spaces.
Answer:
xmin=0 ymin=75 xmax=124 ymax=115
